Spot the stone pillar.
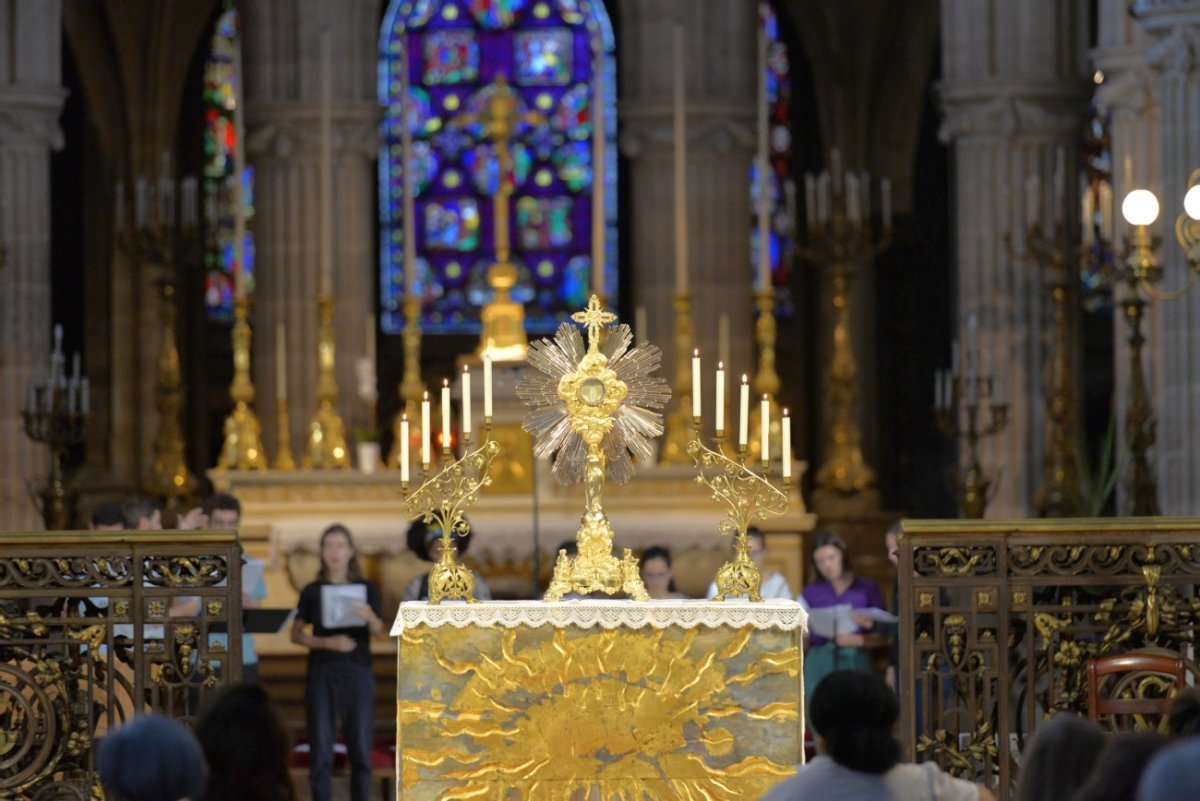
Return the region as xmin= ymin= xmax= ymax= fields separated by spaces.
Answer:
xmin=1135 ymin=0 xmax=1200 ymax=514
xmin=242 ymin=0 xmax=380 ymax=459
xmin=0 ymin=1 xmax=65 ymax=529
xmin=617 ymin=0 xmax=757 ymax=385
xmin=938 ymin=0 xmax=1090 ymax=516
xmin=1094 ymin=0 xmax=1160 ymax=514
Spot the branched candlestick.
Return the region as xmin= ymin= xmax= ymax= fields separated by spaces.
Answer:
xmin=217 ymin=296 xmax=268 ymax=470
xmin=21 ymin=326 xmax=89 ymax=529
xmin=304 ymin=294 xmax=350 ymax=468
xmin=934 ymin=346 xmax=1008 ymax=519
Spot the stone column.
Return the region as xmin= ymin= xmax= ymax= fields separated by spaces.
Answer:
xmin=617 ymin=0 xmax=757 ymax=385
xmin=0 ymin=1 xmax=65 ymax=529
xmin=241 ymin=0 xmax=381 ymax=459
xmin=1135 ymin=0 xmax=1200 ymax=514
xmin=938 ymin=0 xmax=1091 ymax=516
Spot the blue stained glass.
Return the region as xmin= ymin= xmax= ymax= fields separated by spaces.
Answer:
xmin=552 ymin=84 xmax=590 ymax=139
xmin=424 ymin=199 xmax=481 ymax=250
xmin=552 ymin=141 xmax=591 ymax=191
xmin=515 ymin=29 xmax=573 ymax=85
xmin=561 ymin=255 xmax=590 ymax=308
xmin=463 ymin=142 xmax=532 ymax=194
xmin=469 ymin=0 xmax=527 ymax=29
xmin=516 ymin=196 xmax=573 ymax=248
xmin=423 ymin=30 xmax=480 ymax=83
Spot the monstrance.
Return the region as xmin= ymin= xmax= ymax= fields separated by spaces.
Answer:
xmin=518 ymin=295 xmax=671 ymax=600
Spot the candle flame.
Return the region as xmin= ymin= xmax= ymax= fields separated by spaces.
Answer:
xmin=402 ymin=413 xmax=408 ymax=421
xmin=718 ymin=361 xmax=724 ymax=369
xmin=443 ymin=378 xmax=449 ymax=387
xmin=463 ymin=364 xmax=470 ymax=373
xmin=763 ymin=394 xmax=768 ymax=401
xmin=693 ymin=348 xmax=699 ymax=357
xmin=423 ymin=391 xmax=428 ymax=400
xmin=741 ymin=374 xmax=748 ymax=383
xmin=783 ymin=408 xmax=789 ymax=416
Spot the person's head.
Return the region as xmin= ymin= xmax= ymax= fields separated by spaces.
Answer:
xmin=809 ymin=670 xmax=900 ymax=774
xmin=202 ymin=494 xmax=242 ymax=530
xmin=406 ymin=518 xmax=472 ymax=563
xmin=1138 ymin=737 xmax=1200 ymax=801
xmin=1167 ymin=687 xmax=1200 ymax=738
xmin=122 ymin=495 xmax=163 ymax=531
xmin=91 ymin=501 xmax=125 ymax=530
xmin=811 ymin=530 xmax=851 ymax=583
xmin=746 ymin=527 xmax=766 ymax=568
xmin=195 ymin=684 xmax=295 ymax=801
xmin=884 ymin=521 xmax=901 ymax=568
xmin=97 ymin=713 xmax=208 ymax=801
xmin=1073 ymin=731 xmax=1166 ymax=801
xmin=1015 ymin=714 xmax=1105 ymax=801
xmin=640 ymin=546 xmax=676 ymax=598
xmin=317 ymin=524 xmax=363 ymax=582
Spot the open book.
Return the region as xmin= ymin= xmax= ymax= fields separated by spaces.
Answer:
xmin=321 ymin=584 xmax=368 ymax=629
xmin=800 ymin=602 xmax=897 ymax=640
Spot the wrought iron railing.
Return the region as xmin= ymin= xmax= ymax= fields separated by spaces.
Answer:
xmin=0 ymin=530 xmax=243 ymax=799
xmin=898 ymin=518 xmax=1200 ymax=799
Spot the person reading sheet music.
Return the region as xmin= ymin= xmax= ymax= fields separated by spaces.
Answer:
xmin=798 ymin=531 xmax=886 ymax=713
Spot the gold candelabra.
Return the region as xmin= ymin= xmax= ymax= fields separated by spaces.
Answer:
xmin=389 ymin=293 xmax=424 ymax=469
xmin=686 ymin=418 xmax=791 ymax=601
xmin=800 ymin=157 xmax=890 ymax=505
xmin=401 ymin=421 xmax=501 ymax=604
xmin=303 ymin=294 xmax=351 ymax=468
xmin=150 ymin=277 xmax=198 ymax=500
xmin=216 ymin=296 xmax=268 ymax=470
xmin=659 ymin=292 xmax=695 ymax=464
xmin=934 ymin=350 xmax=1008 ymax=519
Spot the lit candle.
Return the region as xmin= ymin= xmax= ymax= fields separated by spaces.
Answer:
xmin=715 ymin=362 xmax=725 ymax=433
xmin=319 ymin=27 xmax=333 ymax=296
xmin=782 ymin=409 xmax=792 ymax=480
xmin=400 ymin=414 xmax=410 ymax=483
xmin=276 ymin=322 xmax=288 ymax=402
xmin=462 ymin=365 xmax=472 ymax=435
xmin=691 ymin=349 xmax=701 ymax=419
xmin=756 ymin=23 xmax=770 ymax=292
xmin=483 ymin=351 xmax=493 ymax=418
xmin=739 ymin=374 xmax=749 ymax=448
xmin=760 ymin=394 xmax=770 ymax=462
xmin=591 ymin=41 xmax=606 ymax=300
xmin=421 ymin=391 xmax=431 ymax=464
xmin=441 ymin=378 xmax=451 ymax=450
xmin=672 ymin=24 xmax=688 ymax=294
xmin=232 ymin=35 xmax=248 ymax=299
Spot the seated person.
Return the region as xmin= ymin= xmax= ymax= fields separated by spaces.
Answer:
xmin=403 ymin=519 xmax=492 ymax=601
xmin=640 ymin=545 xmax=688 ymax=600
xmin=759 ymin=670 xmax=994 ymax=800
xmin=90 ymin=501 xmax=125 ymax=531
xmin=705 ymin=528 xmax=793 ymax=600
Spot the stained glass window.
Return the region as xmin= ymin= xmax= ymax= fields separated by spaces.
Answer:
xmin=380 ymin=0 xmax=618 ymax=335
xmin=202 ymin=2 xmax=254 ymax=322
xmin=752 ymin=1 xmax=795 ymax=317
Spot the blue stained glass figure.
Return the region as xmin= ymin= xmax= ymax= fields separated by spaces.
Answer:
xmin=380 ymin=0 xmax=617 ymax=336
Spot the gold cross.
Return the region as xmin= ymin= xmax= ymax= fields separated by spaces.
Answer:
xmin=571 ymin=295 xmax=617 ymax=348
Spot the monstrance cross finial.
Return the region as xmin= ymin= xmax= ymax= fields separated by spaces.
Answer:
xmin=571 ymin=295 xmax=617 ymax=351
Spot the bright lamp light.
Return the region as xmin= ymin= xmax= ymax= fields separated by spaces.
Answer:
xmin=1122 ymin=189 xmax=1161 ymax=227
xmin=1184 ymin=185 xmax=1200 ymax=221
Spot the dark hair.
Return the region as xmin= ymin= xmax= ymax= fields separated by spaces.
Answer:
xmin=1138 ymin=738 xmax=1200 ymax=801
xmin=196 ymin=684 xmax=296 ymax=801
xmin=1015 ymin=714 xmax=1105 ymax=801
xmin=747 ymin=526 xmax=765 ymax=545
xmin=640 ymin=546 xmax=677 ymax=593
xmin=810 ymin=671 xmax=900 ymax=774
xmin=1073 ymin=731 xmax=1166 ymax=801
xmin=202 ymin=493 xmax=242 ymax=521
xmin=317 ymin=524 xmax=364 ymax=582
xmin=406 ymin=518 xmax=473 ymax=561
xmin=1168 ymin=687 xmax=1200 ymax=738
xmin=97 ymin=713 xmax=208 ymax=801
xmin=91 ymin=501 xmax=124 ymax=528
xmin=811 ymin=530 xmax=853 ymax=573
xmin=121 ymin=495 xmax=162 ymax=530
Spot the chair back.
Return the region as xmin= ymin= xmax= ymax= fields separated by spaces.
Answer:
xmin=1086 ymin=649 xmax=1188 ymax=732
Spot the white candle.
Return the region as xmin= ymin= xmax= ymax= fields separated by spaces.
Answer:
xmin=441 ymin=379 xmax=451 ymax=449
xmin=80 ymin=378 xmax=89 ymax=414
xmin=760 ymin=394 xmax=770 ymax=462
xmin=756 ymin=24 xmax=770 ymax=292
xmin=462 ymin=365 xmax=472 ymax=435
xmin=483 ymin=352 xmax=493 ymax=418
xmin=400 ymin=27 xmax=417 ymax=299
xmin=691 ymin=349 xmax=702 ymax=419
xmin=672 ymin=24 xmax=688 ymax=294
xmin=319 ymin=28 xmax=334 ymax=296
xmin=635 ymin=305 xmax=647 ymax=345
xmin=72 ymin=353 xmax=80 ymax=384
xmin=715 ymin=362 xmax=725 ymax=433
xmin=739 ymin=375 xmax=749 ymax=448
xmin=782 ymin=410 xmax=791 ymax=480
xmin=880 ymin=177 xmax=892 ymax=230
xmin=846 ymin=173 xmax=861 ymax=225
xmin=400 ymin=415 xmax=410 ymax=482
xmin=591 ymin=42 xmax=606 ymax=300
xmin=232 ymin=36 xmax=248 ymax=299
xmin=276 ymin=322 xmax=288 ymax=402
xmin=718 ymin=314 xmax=730 ymax=367
xmin=421 ymin=391 xmax=431 ymax=464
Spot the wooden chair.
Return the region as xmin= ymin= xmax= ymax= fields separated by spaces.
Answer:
xmin=1086 ymin=649 xmax=1188 ymax=732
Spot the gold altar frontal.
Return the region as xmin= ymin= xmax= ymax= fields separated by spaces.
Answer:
xmin=391 ymin=600 xmax=807 ymax=800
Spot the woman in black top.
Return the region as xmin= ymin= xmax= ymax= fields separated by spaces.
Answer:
xmin=290 ymin=524 xmax=385 ymax=801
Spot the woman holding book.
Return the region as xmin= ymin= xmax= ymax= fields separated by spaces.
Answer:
xmin=798 ymin=530 xmax=886 ymax=712
xmin=291 ymin=524 xmax=386 ymax=801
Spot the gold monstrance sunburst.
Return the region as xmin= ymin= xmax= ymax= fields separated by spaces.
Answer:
xmin=519 ymin=295 xmax=671 ymax=600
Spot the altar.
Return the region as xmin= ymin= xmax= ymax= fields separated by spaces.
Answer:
xmin=392 ymin=600 xmax=806 ymax=800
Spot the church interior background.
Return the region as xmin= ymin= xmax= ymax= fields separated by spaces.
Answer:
xmin=4 ymin=0 xmax=1200 ymax=798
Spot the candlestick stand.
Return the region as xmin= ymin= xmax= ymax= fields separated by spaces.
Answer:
xmin=22 ymin=385 xmax=88 ymax=530
xmin=935 ymin=372 xmax=1008 ymax=519
xmin=401 ymin=422 xmax=501 ymax=604
xmin=150 ymin=274 xmax=197 ymax=500
xmin=274 ymin=399 xmax=296 ymax=470
xmin=687 ymin=420 xmax=790 ymax=601
xmin=303 ymin=294 xmax=351 ymax=468
xmin=217 ymin=296 xmax=268 ymax=470
xmin=389 ymin=294 xmax=424 ymax=469
xmin=749 ymin=289 xmax=782 ymax=462
xmin=659 ymin=292 xmax=695 ymax=465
